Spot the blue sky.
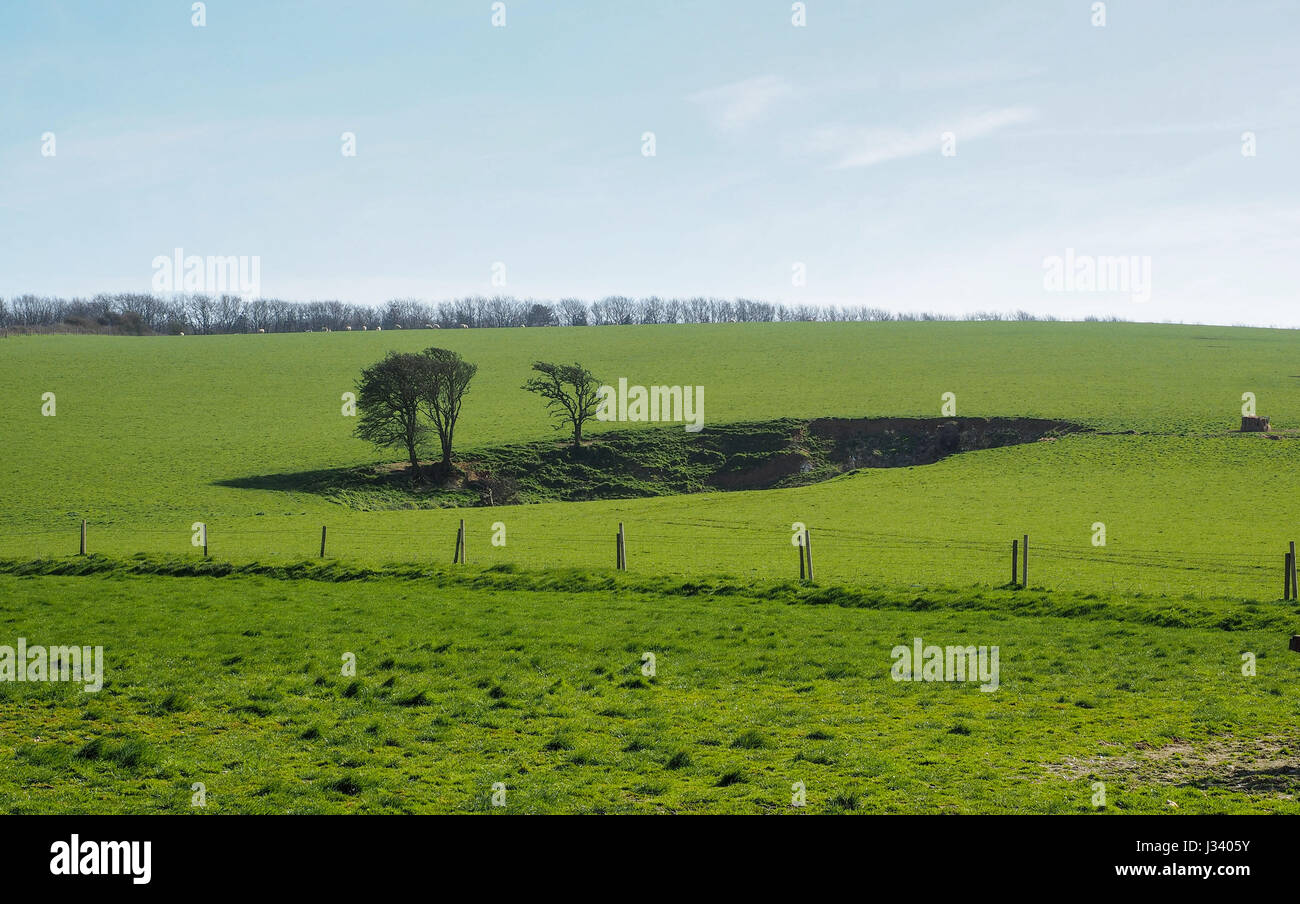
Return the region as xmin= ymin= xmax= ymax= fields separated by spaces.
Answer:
xmin=2 ymin=0 xmax=1296 ymax=324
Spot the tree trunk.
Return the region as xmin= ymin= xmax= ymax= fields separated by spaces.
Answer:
xmin=407 ymin=445 xmax=421 ymax=484
xmin=440 ymin=428 xmax=453 ymax=473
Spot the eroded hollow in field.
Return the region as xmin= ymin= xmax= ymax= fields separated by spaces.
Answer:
xmin=222 ymin=416 xmax=1085 ymax=510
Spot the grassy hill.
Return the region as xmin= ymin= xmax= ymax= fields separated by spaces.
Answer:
xmin=3 ymin=321 xmax=1299 ymax=596
xmin=3 ymin=321 xmax=1300 ymax=813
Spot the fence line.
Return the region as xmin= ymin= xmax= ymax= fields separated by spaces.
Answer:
xmin=3 ymin=517 xmax=1294 ymax=600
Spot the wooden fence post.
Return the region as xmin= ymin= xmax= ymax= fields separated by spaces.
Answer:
xmin=1284 ymin=541 xmax=1294 ymax=603
xmin=1285 ymin=552 xmax=1292 ymax=600
xmin=203 ymin=525 xmax=208 ymax=558
xmin=617 ymin=522 xmax=626 ymax=570
xmin=79 ymin=519 xmax=86 ymax=556
xmin=1011 ymin=539 xmax=1018 ymax=587
xmin=1022 ymin=534 xmax=1028 ymax=589
xmin=805 ymin=528 xmax=815 ymax=583
xmin=798 ymin=534 xmax=805 ymax=581
xmin=454 ymin=519 xmax=465 ymax=564
xmin=320 ymin=526 xmax=327 ymax=558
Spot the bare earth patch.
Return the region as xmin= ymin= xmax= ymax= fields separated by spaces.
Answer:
xmin=1044 ymin=735 xmax=1300 ymax=798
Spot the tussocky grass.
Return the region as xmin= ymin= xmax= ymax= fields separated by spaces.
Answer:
xmin=0 ymin=571 xmax=1297 ymax=814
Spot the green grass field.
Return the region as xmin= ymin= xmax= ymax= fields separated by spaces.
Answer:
xmin=4 ymin=322 xmax=1300 ymax=594
xmin=2 ymin=321 xmax=1299 ymax=813
xmin=2 ymin=565 xmax=1297 ymax=814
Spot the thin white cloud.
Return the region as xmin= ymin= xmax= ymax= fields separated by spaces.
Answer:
xmin=689 ymin=75 xmax=793 ymax=131
xmin=1020 ymin=120 xmax=1254 ymax=138
xmin=814 ymin=106 xmax=1036 ymax=169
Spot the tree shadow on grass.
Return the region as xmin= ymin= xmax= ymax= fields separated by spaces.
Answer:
xmin=215 ymin=464 xmax=480 ymax=510
xmin=217 ymin=467 xmax=348 ymax=494
xmin=215 ymin=416 xmax=1084 ymax=511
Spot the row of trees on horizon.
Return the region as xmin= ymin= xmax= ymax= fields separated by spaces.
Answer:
xmin=0 ymin=293 xmax=1124 ymax=336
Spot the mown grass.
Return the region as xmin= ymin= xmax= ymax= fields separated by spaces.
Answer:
xmin=1 ymin=570 xmax=1297 ymax=814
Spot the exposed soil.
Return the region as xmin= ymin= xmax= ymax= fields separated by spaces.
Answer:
xmin=811 ymin=416 xmax=1078 ymax=469
xmin=707 ymin=417 xmax=1080 ymax=490
xmin=1043 ymin=734 xmax=1300 ymax=798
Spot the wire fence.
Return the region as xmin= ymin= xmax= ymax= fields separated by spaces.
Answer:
xmin=2 ymin=515 xmax=1292 ymax=600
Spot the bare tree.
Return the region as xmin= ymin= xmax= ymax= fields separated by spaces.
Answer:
xmin=593 ymin=295 xmax=634 ymax=325
xmin=661 ymin=297 xmax=683 ymax=324
xmin=683 ymin=296 xmax=711 ymax=323
xmin=187 ymin=294 xmax=214 ymax=333
xmin=558 ymin=298 xmax=589 ymax=326
xmin=637 ymin=296 xmax=666 ymax=324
